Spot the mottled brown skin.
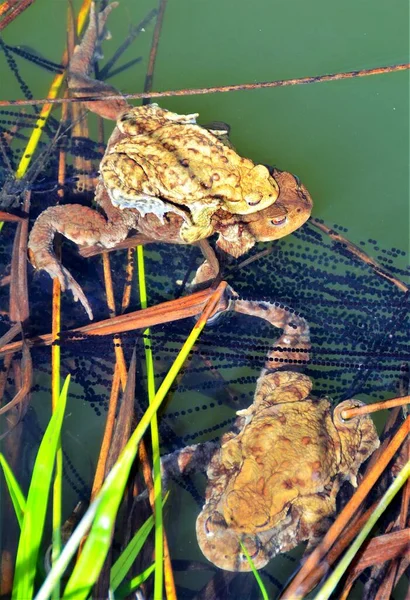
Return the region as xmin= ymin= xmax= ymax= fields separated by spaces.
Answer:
xmin=107 ymin=168 xmax=311 ymax=254
xmin=162 ymin=291 xmax=379 ymax=571
xmin=27 ymin=3 xmax=312 ymax=319
xmin=101 ymin=104 xmax=280 ymax=243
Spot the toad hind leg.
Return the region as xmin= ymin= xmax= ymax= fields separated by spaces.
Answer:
xmin=68 ymin=1 xmax=129 ymax=121
xmin=231 ymin=297 xmax=311 ymax=371
xmin=291 ymin=492 xmax=337 ymax=551
xmin=28 ymin=202 xmax=137 ymax=320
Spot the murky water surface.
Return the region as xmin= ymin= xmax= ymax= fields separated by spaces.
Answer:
xmin=1 ymin=0 xmax=409 ymax=597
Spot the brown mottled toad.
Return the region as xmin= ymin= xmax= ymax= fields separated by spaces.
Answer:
xmin=27 ymin=3 xmax=312 ymax=319
xmin=162 ymin=289 xmax=379 ymax=571
xmin=99 ymin=103 xmax=279 ymax=243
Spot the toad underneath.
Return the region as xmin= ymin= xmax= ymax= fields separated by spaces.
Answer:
xmin=27 ymin=3 xmax=312 ymax=319
xmin=161 ymin=288 xmax=379 ymax=571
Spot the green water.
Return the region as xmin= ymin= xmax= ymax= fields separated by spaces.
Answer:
xmin=2 ymin=0 xmax=409 ymax=597
xmin=6 ymin=0 xmax=409 ymax=256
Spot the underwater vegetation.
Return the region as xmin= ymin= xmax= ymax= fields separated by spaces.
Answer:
xmin=0 ymin=1 xmax=409 ymax=599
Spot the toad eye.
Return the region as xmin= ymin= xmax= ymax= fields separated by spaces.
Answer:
xmin=239 ymin=535 xmax=261 ymax=561
xmin=204 ymin=513 xmax=227 ymax=537
xmin=204 ymin=517 xmax=214 ymax=536
xmin=270 ymin=216 xmax=287 ymax=226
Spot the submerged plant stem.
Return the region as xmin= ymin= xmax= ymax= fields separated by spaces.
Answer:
xmin=51 ymin=274 xmax=62 ymax=598
xmin=136 ymin=245 xmax=165 ymax=600
xmin=239 ymin=541 xmax=269 ymax=600
xmin=50 ymin=88 xmax=69 ymax=596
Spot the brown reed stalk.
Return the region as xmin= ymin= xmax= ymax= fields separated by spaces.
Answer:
xmin=0 ymin=63 xmax=408 ymax=109
xmin=0 ymin=286 xmax=223 ymax=357
xmin=340 ymin=395 xmax=410 ymax=420
xmin=0 ymin=0 xmax=35 ymax=31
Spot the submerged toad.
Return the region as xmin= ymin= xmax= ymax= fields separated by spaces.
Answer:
xmin=162 ymin=289 xmax=379 ymax=571
xmin=27 ymin=3 xmax=312 ymax=319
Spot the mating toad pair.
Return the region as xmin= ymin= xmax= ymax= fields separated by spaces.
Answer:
xmin=28 ymin=2 xmax=312 ymax=320
xmin=27 ymin=2 xmax=379 ymax=573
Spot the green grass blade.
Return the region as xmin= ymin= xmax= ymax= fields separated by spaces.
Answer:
xmin=0 ymin=453 xmax=27 ymax=527
xmin=11 ymin=375 xmax=70 ymax=600
xmin=239 ymin=541 xmax=269 ymax=600
xmin=313 ymin=460 xmax=410 ymax=600
xmin=37 ymin=318 xmax=211 ymax=600
xmin=137 ymin=245 xmax=164 ymax=599
xmin=110 ymin=493 xmax=168 ymax=591
xmin=116 ymin=563 xmax=155 ymax=598
xmin=35 ymin=497 xmax=104 ymax=600
xmin=51 ymin=446 xmax=63 ymax=600
xmin=62 ymin=433 xmax=147 ymax=599
xmin=110 ymin=514 xmax=154 ymax=591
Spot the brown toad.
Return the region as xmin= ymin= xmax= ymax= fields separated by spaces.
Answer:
xmin=27 ymin=3 xmax=312 ymax=319
xmin=100 ymin=103 xmax=279 ymax=243
xmin=162 ymin=290 xmax=379 ymax=571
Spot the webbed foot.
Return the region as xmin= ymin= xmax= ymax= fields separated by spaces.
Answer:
xmin=29 ymin=245 xmax=93 ymax=320
xmin=59 ymin=267 xmax=93 ymax=320
xmin=45 ymin=258 xmax=93 ymax=320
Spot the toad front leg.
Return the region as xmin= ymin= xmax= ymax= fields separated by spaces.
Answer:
xmin=28 ymin=184 xmax=138 ymax=319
